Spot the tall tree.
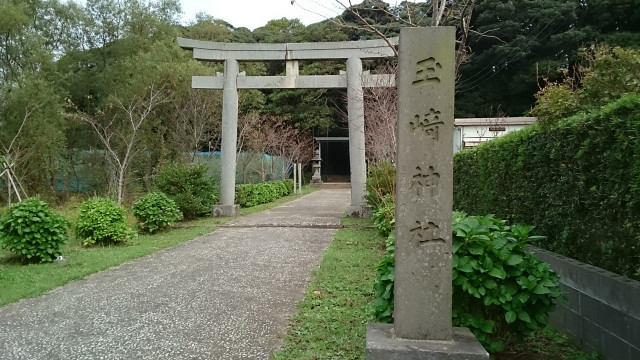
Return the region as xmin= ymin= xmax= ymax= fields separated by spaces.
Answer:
xmin=0 ymin=0 xmax=67 ymax=199
xmin=455 ymin=0 xmax=582 ymax=116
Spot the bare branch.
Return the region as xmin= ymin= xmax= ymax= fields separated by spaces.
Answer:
xmin=468 ymin=29 xmax=505 ymax=43
xmin=67 ymin=83 xmax=172 ymax=205
xmin=172 ymin=88 xmax=221 ymax=162
xmin=363 ymin=62 xmax=397 ymax=164
xmin=1 ymin=103 xmax=44 ymax=155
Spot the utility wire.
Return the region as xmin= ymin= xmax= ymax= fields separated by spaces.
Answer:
xmin=457 ymin=13 xmax=557 ymax=90
xmin=456 ymin=10 xmax=562 ymax=93
xmin=456 ymin=10 xmax=549 ymax=86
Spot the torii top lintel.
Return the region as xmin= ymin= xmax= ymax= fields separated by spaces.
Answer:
xmin=177 ymin=37 xmax=399 ymax=61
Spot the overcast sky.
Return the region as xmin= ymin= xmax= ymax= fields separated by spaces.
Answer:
xmin=180 ymin=0 xmax=386 ymax=30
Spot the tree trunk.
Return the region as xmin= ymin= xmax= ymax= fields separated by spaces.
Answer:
xmin=116 ymin=166 xmax=125 ymax=206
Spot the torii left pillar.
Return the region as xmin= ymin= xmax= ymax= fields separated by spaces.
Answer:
xmin=213 ymin=59 xmax=240 ymax=217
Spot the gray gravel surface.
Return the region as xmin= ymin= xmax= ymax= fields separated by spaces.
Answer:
xmin=0 ymin=189 xmax=350 ymax=360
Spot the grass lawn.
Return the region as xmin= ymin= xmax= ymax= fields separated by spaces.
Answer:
xmin=272 ymin=218 xmax=385 ymax=360
xmin=271 ymin=217 xmax=599 ymax=360
xmin=0 ymin=188 xmax=315 ymax=307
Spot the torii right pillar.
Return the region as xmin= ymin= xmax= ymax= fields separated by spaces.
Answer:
xmin=346 ymin=57 xmax=371 ymax=218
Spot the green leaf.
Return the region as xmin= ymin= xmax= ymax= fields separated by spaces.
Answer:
xmin=517 ymin=293 xmax=529 ymax=304
xmin=532 ymin=284 xmax=551 ymax=295
xmin=493 ymin=237 xmax=508 ymax=249
xmin=483 ymin=279 xmax=497 ymax=289
xmin=482 ymin=256 xmax=494 ymax=271
xmin=481 ymin=319 xmax=495 ymax=334
xmin=506 ymin=254 xmax=523 ymax=266
xmin=518 ymin=311 xmax=531 ymax=323
xmin=488 ymin=267 xmax=506 ymax=279
xmin=452 ymin=240 xmax=462 ymax=254
xmin=542 ymin=278 xmax=556 ymax=287
xmin=505 ymin=311 xmax=517 ymax=324
xmin=535 ymin=312 xmax=548 ymax=324
xmin=468 ymin=243 xmax=485 ymax=255
xmin=459 ymin=262 xmax=473 ymax=273
xmin=471 ymin=234 xmax=491 ymax=242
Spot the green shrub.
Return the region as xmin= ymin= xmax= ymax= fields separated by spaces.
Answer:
xmin=532 ymin=46 xmax=640 ymax=125
xmin=372 ymin=198 xmax=395 ymax=322
xmin=365 ymin=162 xmax=395 ymax=209
xmin=154 ymin=163 xmax=218 ymax=220
xmin=455 ymin=94 xmax=640 ymax=279
xmin=235 ymin=180 xmax=293 ymax=208
xmin=75 ymin=198 xmax=135 ymax=246
xmin=283 ymin=179 xmax=294 ymax=194
xmin=371 ymin=211 xmax=564 ymax=354
xmin=373 ymin=232 xmax=395 ymax=323
xmin=372 ymin=195 xmax=395 ymax=238
xmin=132 ymin=192 xmax=183 ymax=234
xmin=530 ymin=82 xmax=580 ymax=125
xmin=452 ymin=212 xmax=564 ymax=353
xmin=0 ymin=198 xmax=69 ymax=262
xmin=235 ymin=184 xmax=250 ymax=208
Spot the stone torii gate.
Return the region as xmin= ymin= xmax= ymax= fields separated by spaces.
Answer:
xmin=178 ymin=37 xmax=396 ymax=217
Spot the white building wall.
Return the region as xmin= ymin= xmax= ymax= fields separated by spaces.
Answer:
xmin=454 ymin=117 xmax=536 ymax=150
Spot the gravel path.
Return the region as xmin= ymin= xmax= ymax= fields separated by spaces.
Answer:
xmin=0 ymin=189 xmax=350 ymax=360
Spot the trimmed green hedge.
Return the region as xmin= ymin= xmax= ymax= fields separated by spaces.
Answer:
xmin=454 ymin=94 xmax=640 ymax=279
xmin=235 ymin=179 xmax=294 ymax=208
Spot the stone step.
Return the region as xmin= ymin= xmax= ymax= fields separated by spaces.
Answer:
xmin=326 ymin=175 xmax=350 ymax=183
xmin=318 ymin=182 xmax=351 ymax=189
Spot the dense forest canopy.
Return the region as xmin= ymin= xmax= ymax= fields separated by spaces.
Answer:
xmin=0 ymin=0 xmax=637 ymax=203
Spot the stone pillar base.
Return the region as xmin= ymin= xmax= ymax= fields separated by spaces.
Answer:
xmin=212 ymin=204 xmax=240 ymax=217
xmin=366 ymin=324 xmax=489 ymax=360
xmin=310 ymin=182 xmax=323 ymax=188
xmin=347 ymin=205 xmax=372 ymax=219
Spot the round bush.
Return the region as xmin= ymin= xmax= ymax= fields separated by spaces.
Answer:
xmin=154 ymin=163 xmax=217 ymax=220
xmin=451 ymin=212 xmax=564 ymax=352
xmin=133 ymin=192 xmax=183 ymax=234
xmin=75 ymin=198 xmax=135 ymax=246
xmin=0 ymin=198 xmax=69 ymax=262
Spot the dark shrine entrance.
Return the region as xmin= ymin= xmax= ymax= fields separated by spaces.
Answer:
xmin=315 ymin=137 xmax=350 ymax=183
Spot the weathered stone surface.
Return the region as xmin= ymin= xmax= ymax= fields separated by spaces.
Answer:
xmin=394 ymin=27 xmax=456 ymax=340
xmin=191 ymin=74 xmax=395 ymax=90
xmin=311 ymin=147 xmax=322 ymax=184
xmin=347 ymin=57 xmax=368 ymax=217
xmin=219 ymin=59 xmax=239 ymax=208
xmin=346 ymin=205 xmax=373 ymax=219
xmin=212 ymin=204 xmax=239 ymax=217
xmin=366 ymin=324 xmax=489 ymax=360
xmin=178 ymin=37 xmax=398 ymax=61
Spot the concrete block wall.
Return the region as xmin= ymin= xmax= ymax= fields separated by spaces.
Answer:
xmin=530 ymin=247 xmax=640 ymax=360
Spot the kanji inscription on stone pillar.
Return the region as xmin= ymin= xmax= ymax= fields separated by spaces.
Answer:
xmin=394 ymin=26 xmax=455 ymax=341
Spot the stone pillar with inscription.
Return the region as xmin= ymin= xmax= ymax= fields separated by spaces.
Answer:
xmin=366 ymin=27 xmax=488 ymax=360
